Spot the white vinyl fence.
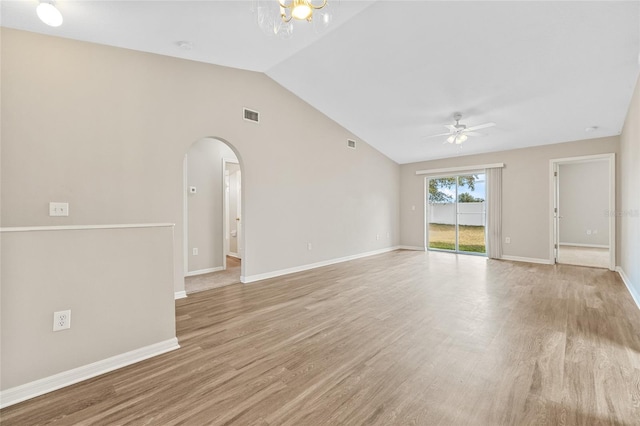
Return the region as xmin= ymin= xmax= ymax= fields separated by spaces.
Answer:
xmin=428 ymin=202 xmax=486 ymax=226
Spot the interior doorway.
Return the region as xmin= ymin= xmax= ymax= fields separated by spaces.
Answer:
xmin=224 ymin=161 xmax=241 ymax=263
xmin=427 ymin=173 xmax=487 ymax=255
xmin=551 ymin=154 xmax=615 ymax=270
xmin=183 ymin=137 xmax=243 ymax=294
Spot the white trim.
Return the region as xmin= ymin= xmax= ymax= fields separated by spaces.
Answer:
xmin=241 ymin=246 xmax=400 ymax=284
xmin=549 ymin=153 xmax=615 ymax=271
xmin=174 ymin=291 xmax=187 ymax=300
xmin=559 ymin=243 xmax=609 ymax=249
xmin=616 ymin=267 xmax=640 ymax=310
xmin=500 ymin=255 xmax=554 ymax=265
xmin=183 ymin=154 xmax=189 ymax=283
xmin=416 ymin=163 xmax=504 ymax=176
xmin=227 ymin=252 xmax=241 ymax=259
xmin=185 ymin=266 xmax=224 ymax=277
xmin=398 ymin=245 xmax=425 ymax=251
xmin=0 ymin=223 xmax=174 ymax=233
xmin=0 ymin=338 xmax=180 ymax=409
xmin=550 ymin=154 xmax=614 ymax=165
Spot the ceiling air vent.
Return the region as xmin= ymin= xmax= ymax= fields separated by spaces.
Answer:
xmin=243 ymin=108 xmax=259 ymax=123
xmin=347 ymin=139 xmax=357 ymax=149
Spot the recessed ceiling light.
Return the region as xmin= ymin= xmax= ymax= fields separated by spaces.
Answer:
xmin=585 ymin=126 xmax=599 ymax=132
xmin=176 ymin=41 xmax=194 ymax=51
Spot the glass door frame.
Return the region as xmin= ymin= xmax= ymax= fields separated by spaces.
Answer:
xmin=425 ymin=172 xmax=487 ymax=257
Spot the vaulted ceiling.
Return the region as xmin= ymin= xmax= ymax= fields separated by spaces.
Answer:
xmin=2 ymin=1 xmax=639 ymax=163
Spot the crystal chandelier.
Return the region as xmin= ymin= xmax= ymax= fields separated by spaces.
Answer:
xmin=254 ymin=0 xmax=337 ymax=39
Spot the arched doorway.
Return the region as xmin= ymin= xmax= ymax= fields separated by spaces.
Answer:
xmin=183 ymin=137 xmax=245 ymax=293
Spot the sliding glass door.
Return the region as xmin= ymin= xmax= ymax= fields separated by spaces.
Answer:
xmin=427 ymin=173 xmax=486 ymax=255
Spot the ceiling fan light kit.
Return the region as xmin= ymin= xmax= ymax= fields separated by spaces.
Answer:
xmin=428 ymin=112 xmax=496 ymax=145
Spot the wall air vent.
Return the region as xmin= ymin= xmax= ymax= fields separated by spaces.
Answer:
xmin=347 ymin=139 xmax=357 ymax=149
xmin=243 ymin=108 xmax=260 ymax=123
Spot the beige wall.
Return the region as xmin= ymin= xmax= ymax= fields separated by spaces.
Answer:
xmin=400 ymin=137 xmax=619 ymax=261
xmin=1 ymin=29 xmax=401 ymax=292
xmin=620 ymin=72 xmax=640 ymax=300
xmin=558 ymin=160 xmax=609 ymax=246
xmin=186 ymin=138 xmax=237 ymax=273
xmin=0 ymin=226 xmax=176 ymax=391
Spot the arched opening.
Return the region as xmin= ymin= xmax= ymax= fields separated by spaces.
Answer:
xmin=183 ymin=137 xmax=245 ymax=293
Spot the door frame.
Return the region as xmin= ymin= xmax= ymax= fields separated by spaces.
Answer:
xmin=548 ymin=153 xmax=615 ymax=270
xmin=222 ymin=158 xmax=240 ymax=269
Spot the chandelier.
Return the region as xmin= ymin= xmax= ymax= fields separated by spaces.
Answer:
xmin=280 ymin=0 xmax=327 ymax=22
xmin=254 ymin=0 xmax=337 ymax=39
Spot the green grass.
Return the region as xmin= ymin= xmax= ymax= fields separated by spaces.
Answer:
xmin=428 ymin=224 xmax=486 ymax=253
xmin=428 ymin=241 xmax=486 ymax=253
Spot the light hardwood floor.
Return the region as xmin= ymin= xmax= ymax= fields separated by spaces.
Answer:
xmin=2 ymin=250 xmax=640 ymax=425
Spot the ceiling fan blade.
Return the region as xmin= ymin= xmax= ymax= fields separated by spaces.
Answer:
xmin=463 ymin=131 xmax=484 ymax=137
xmin=466 ymin=122 xmax=496 ymax=131
xmin=445 ymin=125 xmax=458 ymax=132
xmin=426 ymin=132 xmax=453 ymax=139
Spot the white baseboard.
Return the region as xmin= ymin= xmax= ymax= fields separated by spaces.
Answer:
xmin=174 ymin=291 xmax=187 ymax=300
xmin=616 ymin=267 xmax=640 ymax=310
xmin=560 ymin=243 xmax=609 ymax=249
xmin=0 ymin=338 xmax=180 ymax=409
xmin=501 ymin=255 xmax=554 ymax=265
xmin=185 ymin=266 xmax=224 ymax=277
xmin=398 ymin=245 xmax=425 ymax=251
xmin=241 ymin=246 xmax=400 ymax=284
xmin=227 ymin=253 xmax=241 ymax=259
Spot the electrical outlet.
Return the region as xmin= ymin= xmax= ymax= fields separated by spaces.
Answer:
xmin=376 ymin=234 xmax=380 ymax=240
xmin=505 ymin=237 xmax=511 ymax=244
xmin=49 ymin=202 xmax=69 ymax=217
xmin=192 ymin=248 xmax=199 ymax=256
xmin=307 ymin=243 xmax=312 ymax=251
xmin=586 ymin=230 xmax=592 ymax=235
xmin=53 ymin=310 xmax=71 ymax=331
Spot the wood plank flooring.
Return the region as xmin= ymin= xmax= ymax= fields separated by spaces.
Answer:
xmin=2 ymin=250 xmax=640 ymax=425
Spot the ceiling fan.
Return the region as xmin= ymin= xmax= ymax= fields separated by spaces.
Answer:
xmin=427 ymin=113 xmax=496 ymax=144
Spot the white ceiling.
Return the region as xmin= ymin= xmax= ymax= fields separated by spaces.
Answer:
xmin=2 ymin=1 xmax=639 ymax=164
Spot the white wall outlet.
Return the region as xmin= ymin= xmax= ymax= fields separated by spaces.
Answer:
xmin=53 ymin=310 xmax=71 ymax=331
xmin=189 ymin=186 xmax=197 ymax=194
xmin=376 ymin=234 xmax=380 ymax=240
xmin=307 ymin=243 xmax=312 ymax=251
xmin=586 ymin=229 xmax=592 ymax=235
xmin=505 ymin=237 xmax=511 ymax=244
xmin=192 ymin=248 xmax=199 ymax=255
xmin=387 ymin=232 xmax=390 ymax=238
xmin=411 ymin=205 xmax=416 ymax=211
xmin=49 ymin=202 xmax=69 ymax=217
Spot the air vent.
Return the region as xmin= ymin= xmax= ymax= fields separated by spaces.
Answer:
xmin=347 ymin=139 xmax=357 ymax=149
xmin=243 ymin=108 xmax=259 ymax=123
